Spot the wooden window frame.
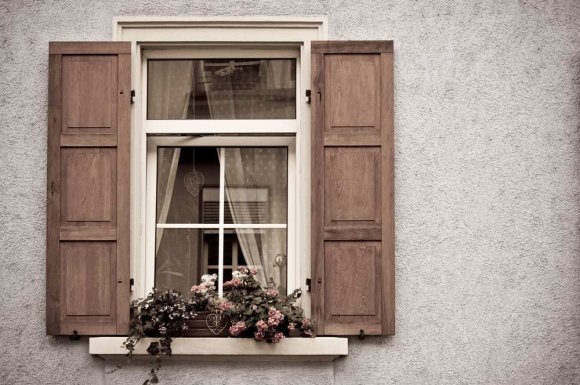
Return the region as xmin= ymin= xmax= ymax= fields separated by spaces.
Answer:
xmin=113 ymin=18 xmax=327 ymax=317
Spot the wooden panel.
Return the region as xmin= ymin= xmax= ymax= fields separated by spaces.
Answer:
xmin=325 ymin=54 xmax=380 ymax=131
xmin=323 ymin=132 xmax=380 ymax=147
xmin=61 ymin=148 xmax=115 ymax=224
xmin=46 ymin=53 xmax=62 ymax=335
xmin=325 ymin=242 xmax=378 ymax=316
xmin=380 ymin=52 xmax=396 ymax=335
xmin=49 ymin=42 xmax=131 ymax=55
xmin=46 ymin=42 xmax=130 ymax=336
xmin=60 ymin=228 xmax=116 ymax=241
xmin=324 ymin=147 xmax=380 ymax=225
xmin=311 ymin=41 xmax=394 ymax=336
xmin=61 ymin=242 xmax=114 ymax=316
xmin=115 ymin=53 xmax=132 ymax=334
xmin=312 ymin=41 xmax=393 ymax=54
xmin=62 ymin=56 xmax=117 ymax=133
xmin=61 ymin=134 xmax=117 ymax=147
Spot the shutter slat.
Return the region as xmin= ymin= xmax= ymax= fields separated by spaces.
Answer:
xmin=311 ymin=40 xmax=394 ymax=336
xmin=46 ymin=42 xmax=131 ymax=336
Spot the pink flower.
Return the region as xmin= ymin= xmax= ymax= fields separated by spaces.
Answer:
xmin=267 ymin=307 xmax=284 ymax=327
xmin=288 ymin=323 xmax=296 ymax=331
xmin=218 ymin=300 xmax=233 ymax=311
xmin=256 ymin=319 xmax=268 ymax=332
xmin=303 ymin=329 xmax=314 ymax=337
xmin=271 ymin=332 xmax=285 ymax=343
xmin=254 ymin=330 xmax=265 ymax=341
xmin=223 ymin=278 xmax=242 ymax=289
xmin=265 ymin=288 xmax=279 ymax=298
xmin=249 ymin=268 xmax=258 ymax=276
xmin=302 ymin=317 xmax=311 ymax=327
xmin=228 ymin=321 xmax=247 ymax=337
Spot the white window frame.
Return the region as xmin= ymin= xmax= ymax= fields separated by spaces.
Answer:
xmin=114 ymin=17 xmax=327 ymax=316
xmin=146 ymin=135 xmax=296 ymax=297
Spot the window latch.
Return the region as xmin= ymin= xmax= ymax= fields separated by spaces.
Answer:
xmin=305 ymin=89 xmax=311 ymax=104
xmin=130 ymin=90 xmax=135 ymax=104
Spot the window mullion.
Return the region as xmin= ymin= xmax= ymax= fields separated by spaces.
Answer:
xmin=218 ymin=147 xmax=226 ymax=297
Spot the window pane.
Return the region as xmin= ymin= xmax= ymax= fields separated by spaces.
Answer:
xmin=223 ymin=147 xmax=288 ymax=224
xmin=156 ymin=147 xmax=219 ymax=224
xmin=148 ymin=59 xmax=296 ymax=120
xmin=202 ymin=229 xmax=288 ymax=293
xmin=155 ymin=228 xmax=203 ymax=294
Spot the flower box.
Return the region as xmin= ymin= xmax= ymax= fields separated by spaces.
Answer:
xmin=179 ymin=311 xmax=230 ymax=337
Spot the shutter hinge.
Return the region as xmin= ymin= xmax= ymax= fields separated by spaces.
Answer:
xmin=130 ymin=90 xmax=135 ymax=104
xmin=129 ymin=278 xmax=135 ymax=291
xmin=305 ymin=89 xmax=311 ymax=104
xmin=359 ymin=329 xmax=365 ymax=340
xmin=306 ymin=278 xmax=312 ymax=292
xmin=70 ymin=330 xmax=80 ymax=341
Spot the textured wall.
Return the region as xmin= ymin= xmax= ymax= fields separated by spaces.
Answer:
xmin=1 ymin=1 xmax=579 ymax=384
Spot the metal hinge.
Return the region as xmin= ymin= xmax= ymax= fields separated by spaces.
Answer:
xmin=305 ymin=89 xmax=311 ymax=104
xmin=306 ymin=278 xmax=312 ymax=292
xmin=129 ymin=278 xmax=135 ymax=291
xmin=130 ymin=90 xmax=135 ymax=104
xmin=70 ymin=330 xmax=80 ymax=341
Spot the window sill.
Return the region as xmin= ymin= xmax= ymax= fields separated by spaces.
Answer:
xmin=89 ymin=337 xmax=348 ymax=362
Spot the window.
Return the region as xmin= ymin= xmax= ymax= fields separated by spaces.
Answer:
xmin=143 ymin=48 xmax=299 ymax=297
xmin=147 ymin=139 xmax=292 ymax=296
xmin=46 ymin=20 xmax=395 ymax=338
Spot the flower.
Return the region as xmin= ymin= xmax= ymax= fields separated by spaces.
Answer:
xmin=271 ymin=332 xmax=285 ymax=343
xmin=302 ymin=317 xmax=311 ymax=327
xmin=267 ymin=307 xmax=284 ymax=327
xmin=256 ymin=319 xmax=268 ymax=332
xmin=158 ymin=326 xmax=167 ymax=335
xmin=201 ymin=273 xmax=217 ymax=284
xmin=265 ymin=288 xmax=279 ymax=297
xmin=223 ymin=277 xmax=242 ymax=289
xmin=288 ymin=322 xmax=296 ymax=331
xmin=228 ymin=321 xmax=247 ymax=337
xmin=254 ymin=330 xmax=265 ymax=341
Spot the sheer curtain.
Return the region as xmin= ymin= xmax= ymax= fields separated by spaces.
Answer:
xmin=203 ymin=60 xmax=289 ymax=289
xmin=221 ymin=148 xmax=288 ymax=289
xmin=150 ymin=61 xmax=196 ymax=290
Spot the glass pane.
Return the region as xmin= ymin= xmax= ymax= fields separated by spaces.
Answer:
xmin=155 ymin=228 xmax=203 ymax=295
xmin=148 ymin=59 xmax=296 ymax=120
xmin=223 ymin=147 xmax=288 ymax=224
xmin=156 ymin=147 xmax=219 ymax=224
xmin=230 ymin=229 xmax=287 ymax=293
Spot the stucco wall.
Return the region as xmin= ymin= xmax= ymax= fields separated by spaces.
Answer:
xmin=1 ymin=1 xmax=579 ymax=384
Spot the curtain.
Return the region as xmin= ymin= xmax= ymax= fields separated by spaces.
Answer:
xmin=203 ymin=60 xmax=289 ymax=290
xmin=221 ymin=148 xmax=288 ymax=289
xmin=150 ymin=61 xmax=196 ymax=291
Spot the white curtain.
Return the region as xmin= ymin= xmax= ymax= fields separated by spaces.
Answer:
xmin=220 ymin=148 xmax=288 ymax=289
xmin=203 ymin=61 xmax=289 ymax=290
xmin=150 ymin=61 xmax=196 ymax=291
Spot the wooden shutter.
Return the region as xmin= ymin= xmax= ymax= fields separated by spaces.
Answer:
xmin=311 ymin=41 xmax=394 ymax=336
xmin=47 ymin=42 xmax=131 ymax=335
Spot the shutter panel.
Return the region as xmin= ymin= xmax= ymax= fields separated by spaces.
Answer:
xmin=311 ymin=41 xmax=394 ymax=336
xmin=47 ymin=42 xmax=131 ymax=335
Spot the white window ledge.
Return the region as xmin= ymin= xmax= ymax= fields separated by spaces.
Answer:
xmin=89 ymin=337 xmax=348 ymax=362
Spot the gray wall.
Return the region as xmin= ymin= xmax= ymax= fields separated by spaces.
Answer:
xmin=1 ymin=1 xmax=579 ymax=384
